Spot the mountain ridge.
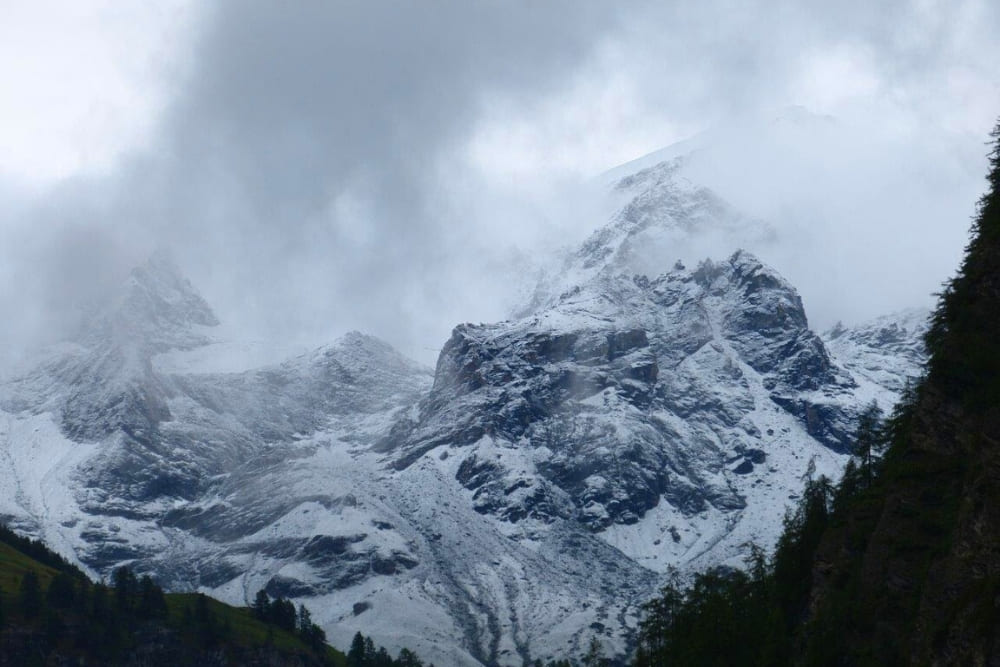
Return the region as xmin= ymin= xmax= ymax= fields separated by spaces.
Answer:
xmin=0 ymin=148 xmax=930 ymax=665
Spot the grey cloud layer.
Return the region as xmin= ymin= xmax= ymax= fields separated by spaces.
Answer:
xmin=132 ymin=1 xmax=627 ymax=354
xmin=1 ymin=0 xmax=997 ymax=367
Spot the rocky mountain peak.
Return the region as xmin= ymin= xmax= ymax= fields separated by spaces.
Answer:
xmin=519 ymin=156 xmax=775 ymax=318
xmin=80 ymin=252 xmax=218 ymax=355
xmin=383 ymin=246 xmax=857 ymax=547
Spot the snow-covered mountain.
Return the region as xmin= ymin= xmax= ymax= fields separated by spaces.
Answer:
xmin=520 ymin=156 xmax=775 ymax=316
xmin=823 ymin=308 xmax=928 ymax=394
xmin=0 ymin=254 xmax=432 ymax=562
xmin=0 ymin=148 xmax=928 ymax=665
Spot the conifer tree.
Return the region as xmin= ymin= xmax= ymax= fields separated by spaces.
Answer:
xmin=253 ymin=589 xmax=270 ymax=620
xmin=19 ymin=570 xmax=41 ymax=618
xmin=374 ymin=645 xmax=393 ymax=667
xmin=46 ymin=571 xmax=77 ymax=609
xmin=854 ymin=400 xmax=884 ymax=483
xmin=348 ymin=631 xmax=368 ymax=667
xmin=297 ymin=603 xmax=310 ymax=632
xmin=582 ymin=636 xmax=606 ymax=667
xmin=397 ymin=647 xmax=424 ymax=667
xmin=91 ymin=582 xmax=110 ymax=623
xmin=112 ymin=566 xmax=137 ymax=611
xmin=194 ymin=593 xmax=218 ymax=646
xmin=138 ymin=575 xmax=167 ymax=618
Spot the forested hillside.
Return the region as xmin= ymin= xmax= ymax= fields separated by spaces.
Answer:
xmin=633 ymin=121 xmax=1000 ymax=666
xmin=0 ymin=523 xmax=343 ymax=666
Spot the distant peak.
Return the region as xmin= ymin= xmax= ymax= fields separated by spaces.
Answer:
xmin=332 ymin=330 xmax=398 ymax=357
xmin=76 ymin=252 xmax=219 ymax=354
xmin=125 ymin=253 xmax=218 ymax=328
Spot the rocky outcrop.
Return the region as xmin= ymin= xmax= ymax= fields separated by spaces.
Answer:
xmin=385 ymin=251 xmax=859 ymax=534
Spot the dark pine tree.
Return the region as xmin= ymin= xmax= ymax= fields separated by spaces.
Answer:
xmin=91 ymin=582 xmax=109 ymax=618
xmin=268 ymin=595 xmax=298 ymax=632
xmin=347 ymin=631 xmax=368 ymax=667
xmin=137 ymin=575 xmax=168 ymax=619
xmin=46 ymin=571 xmax=77 ymax=609
xmin=112 ymin=566 xmax=138 ymax=612
xmin=19 ymin=570 xmax=42 ymax=619
xmin=253 ymin=589 xmax=270 ymax=620
xmin=194 ymin=593 xmax=219 ymax=646
xmin=582 ymin=636 xmax=606 ymax=667
xmin=374 ymin=645 xmax=393 ymax=667
xmin=397 ymin=647 xmax=424 ymax=667
xmin=854 ymin=399 xmax=885 ymax=484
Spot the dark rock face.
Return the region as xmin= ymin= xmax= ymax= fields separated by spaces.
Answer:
xmin=768 ymin=395 xmax=857 ymax=453
xmin=386 ymin=251 xmax=857 ymax=531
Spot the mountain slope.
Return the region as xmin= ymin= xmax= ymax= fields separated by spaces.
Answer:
xmin=383 ymin=243 xmax=918 ymax=570
xmin=823 ymin=308 xmax=928 ymax=394
xmin=0 ymin=257 xmax=434 ymax=590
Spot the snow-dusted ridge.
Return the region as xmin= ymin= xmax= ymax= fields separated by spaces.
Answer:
xmin=823 ymin=307 xmax=928 ymax=394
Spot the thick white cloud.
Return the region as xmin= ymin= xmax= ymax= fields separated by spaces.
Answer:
xmin=0 ymin=0 xmax=998 ymax=367
xmin=0 ymin=0 xmax=197 ymax=187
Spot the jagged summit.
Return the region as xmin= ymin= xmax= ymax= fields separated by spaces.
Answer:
xmin=126 ymin=252 xmax=218 ymax=326
xmin=78 ymin=251 xmax=219 ymax=355
xmin=387 ymin=247 xmax=856 ymax=559
xmin=0 ymin=254 xmax=224 ymax=440
xmin=521 ymin=154 xmax=775 ymax=317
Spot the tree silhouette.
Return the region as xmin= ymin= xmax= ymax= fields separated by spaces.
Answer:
xmin=19 ymin=570 xmax=41 ymax=619
xmin=853 ymin=400 xmax=884 ymax=483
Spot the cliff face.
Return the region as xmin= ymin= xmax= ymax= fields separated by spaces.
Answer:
xmin=805 ymin=128 xmax=1000 ymax=666
xmin=387 ymin=250 xmax=858 ymax=537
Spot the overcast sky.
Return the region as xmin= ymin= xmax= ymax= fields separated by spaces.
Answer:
xmin=1 ymin=0 xmax=998 ymax=366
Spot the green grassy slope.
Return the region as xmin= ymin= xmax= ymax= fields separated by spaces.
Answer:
xmin=0 ymin=533 xmax=346 ymax=666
